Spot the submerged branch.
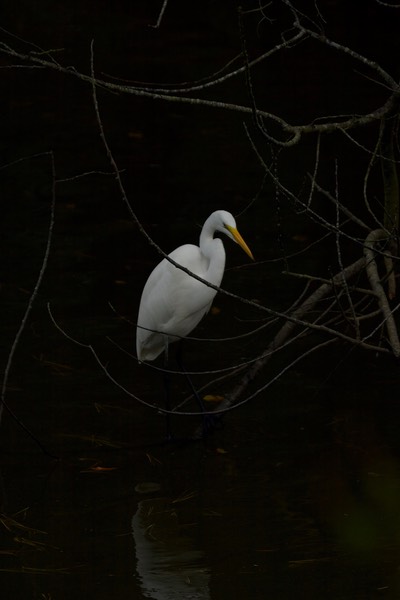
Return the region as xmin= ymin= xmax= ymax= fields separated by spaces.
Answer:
xmin=192 ymin=253 xmax=391 ymax=437
xmin=226 ymin=257 xmax=367 ymax=398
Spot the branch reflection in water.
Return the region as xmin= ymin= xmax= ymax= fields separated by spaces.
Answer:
xmin=132 ymin=496 xmax=210 ymax=599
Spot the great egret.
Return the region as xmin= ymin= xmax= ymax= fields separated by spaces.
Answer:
xmin=136 ymin=210 xmax=253 ymax=438
xmin=136 ymin=210 xmax=254 ymax=362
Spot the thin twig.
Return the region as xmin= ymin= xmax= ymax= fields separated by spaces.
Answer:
xmin=1 ymin=153 xmax=58 ymax=459
xmin=151 ymin=0 xmax=169 ymax=28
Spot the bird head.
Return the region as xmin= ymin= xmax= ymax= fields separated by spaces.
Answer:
xmin=216 ymin=211 xmax=254 ymax=261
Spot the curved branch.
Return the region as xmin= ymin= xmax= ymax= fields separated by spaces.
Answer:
xmin=364 ymin=229 xmax=400 ymax=356
xmin=1 ymin=29 xmax=399 ymax=146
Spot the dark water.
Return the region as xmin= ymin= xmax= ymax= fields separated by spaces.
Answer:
xmin=2 ymin=351 xmax=400 ymax=599
xmin=2 ymin=2 xmax=400 ymax=598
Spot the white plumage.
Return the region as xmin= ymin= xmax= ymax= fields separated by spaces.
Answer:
xmin=136 ymin=210 xmax=253 ymax=362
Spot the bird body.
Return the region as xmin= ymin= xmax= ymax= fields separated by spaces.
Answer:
xmin=136 ymin=210 xmax=253 ymax=362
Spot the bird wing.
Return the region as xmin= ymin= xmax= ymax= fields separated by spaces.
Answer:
xmin=136 ymin=244 xmax=217 ymax=361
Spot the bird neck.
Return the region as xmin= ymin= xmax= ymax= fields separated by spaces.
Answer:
xmin=199 ymin=222 xmax=226 ymax=286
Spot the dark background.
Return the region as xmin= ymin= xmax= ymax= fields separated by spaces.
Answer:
xmin=2 ymin=1 xmax=400 ymax=598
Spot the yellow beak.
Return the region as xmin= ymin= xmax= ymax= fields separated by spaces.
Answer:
xmin=225 ymin=225 xmax=254 ymax=260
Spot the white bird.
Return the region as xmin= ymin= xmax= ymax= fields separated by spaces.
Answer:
xmin=136 ymin=210 xmax=253 ymax=363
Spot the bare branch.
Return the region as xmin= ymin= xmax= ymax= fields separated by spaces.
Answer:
xmin=364 ymin=229 xmax=400 ymax=355
xmin=0 ymin=27 xmax=398 ymax=146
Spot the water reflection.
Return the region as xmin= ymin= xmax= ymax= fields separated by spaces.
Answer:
xmin=132 ymin=496 xmax=210 ymax=599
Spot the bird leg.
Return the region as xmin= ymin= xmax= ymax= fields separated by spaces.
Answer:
xmin=163 ymin=340 xmax=173 ymax=441
xmin=175 ymin=340 xmax=215 ymax=437
xmin=163 ymin=340 xmax=216 ymax=441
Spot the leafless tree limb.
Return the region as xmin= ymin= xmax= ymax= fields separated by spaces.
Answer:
xmin=364 ymin=229 xmax=400 ymax=356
